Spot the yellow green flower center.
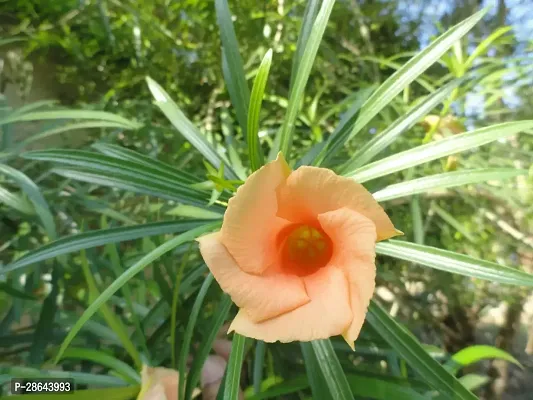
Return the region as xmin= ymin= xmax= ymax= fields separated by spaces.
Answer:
xmin=278 ymin=224 xmax=333 ymax=276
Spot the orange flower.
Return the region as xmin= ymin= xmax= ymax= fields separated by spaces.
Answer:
xmin=198 ymin=154 xmax=399 ymax=349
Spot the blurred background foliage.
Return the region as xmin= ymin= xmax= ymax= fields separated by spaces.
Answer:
xmin=1 ymin=0 xmax=533 ymax=399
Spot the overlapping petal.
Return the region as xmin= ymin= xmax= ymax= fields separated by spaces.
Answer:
xmin=198 ymin=232 xmax=310 ymax=322
xmin=220 ymin=153 xmax=291 ymax=274
xmin=228 ymin=266 xmax=352 ymax=342
xmin=318 ymin=207 xmax=378 ymax=348
xmin=276 ymin=166 xmax=397 ymax=241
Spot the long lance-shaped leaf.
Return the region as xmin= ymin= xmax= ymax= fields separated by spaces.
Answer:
xmin=310 ymin=339 xmax=355 ymax=400
xmin=146 ymin=77 xmax=238 ymax=180
xmin=372 ymin=168 xmax=527 ymax=202
xmin=54 ymin=221 xmax=220 ymax=363
xmin=92 ymin=143 xmax=200 ymax=184
xmin=247 ymin=49 xmax=272 ymax=171
xmin=289 ymin=0 xmax=321 ymax=92
xmin=22 ymin=149 xmax=206 ymax=200
xmin=216 ymin=0 xmax=250 ymax=136
xmin=275 ymin=0 xmax=337 ymax=157
xmin=179 ymin=274 xmax=215 ymax=400
xmin=185 ymin=295 xmax=232 ymax=400
xmin=335 ymin=8 xmax=487 ymax=164
xmin=0 ymin=110 xmax=141 ymax=129
xmin=301 ymin=342 xmax=334 ymax=400
xmin=223 ymin=333 xmax=247 ymax=400
xmin=0 ymin=164 xmax=56 ymax=239
xmin=376 ymin=240 xmax=533 ymax=286
xmin=50 ymin=167 xmax=221 ymax=208
xmin=346 ymin=120 xmax=533 ymax=182
xmin=344 ymin=79 xmax=462 ymax=170
xmin=1 ymin=220 xmax=213 ymax=274
xmin=367 ymin=300 xmax=477 ymax=400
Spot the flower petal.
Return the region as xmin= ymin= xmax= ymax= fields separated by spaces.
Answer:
xmin=221 ymin=153 xmax=291 ymax=274
xmin=138 ymin=366 xmax=179 ymax=400
xmin=228 ymin=266 xmax=352 ymax=342
xmin=276 ymin=166 xmax=397 ymax=241
xmin=198 ymin=232 xmax=309 ymax=322
xmin=318 ymin=208 xmax=377 ymax=348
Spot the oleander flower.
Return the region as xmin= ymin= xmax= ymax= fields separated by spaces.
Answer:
xmin=198 ymin=153 xmax=400 ymax=349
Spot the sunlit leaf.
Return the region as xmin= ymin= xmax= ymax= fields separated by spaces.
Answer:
xmin=376 ymin=240 xmax=533 ymax=286
xmin=216 ymin=0 xmax=250 ymax=136
xmin=247 ymin=49 xmax=272 ymax=171
xmin=347 ymin=121 xmax=533 ymax=182
xmin=372 ymin=168 xmax=527 ymax=202
xmin=275 ymin=0 xmax=337 ymax=157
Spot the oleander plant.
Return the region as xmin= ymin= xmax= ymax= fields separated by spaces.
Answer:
xmin=1 ymin=0 xmax=533 ymax=399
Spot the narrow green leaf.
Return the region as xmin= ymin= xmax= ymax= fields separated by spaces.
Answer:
xmin=146 ymin=77 xmax=238 ymax=180
xmin=29 ymin=273 xmax=59 ymax=365
xmin=103 ymin=217 xmax=150 ymax=361
xmin=185 ymin=295 xmax=232 ymax=400
xmin=411 ymin=196 xmax=425 ymax=245
xmin=367 ymin=300 xmax=476 ymax=400
xmin=179 ymin=274 xmax=215 ymax=400
xmin=337 ymin=9 xmax=488 ymax=160
xmin=289 ymin=0 xmax=321 ymax=91
xmin=22 ymin=149 xmax=208 ymax=205
xmin=53 ymin=222 xmax=220 ymax=363
xmin=50 ymin=167 xmax=216 ymax=208
xmin=247 ymin=49 xmax=272 ymax=171
xmin=78 ymin=249 xmax=142 ymax=370
xmin=3 ymin=386 xmax=140 ymax=400
xmin=275 ymin=0 xmax=337 ymax=157
xmin=310 ymin=339 xmax=354 ymax=400
xmin=300 ymin=343 xmax=334 ymax=400
xmin=171 ymin=247 xmax=190 ymax=369
xmin=56 ymin=348 xmax=141 ymax=384
xmin=223 ymin=333 xmax=247 ymax=400
xmin=0 ymin=110 xmax=141 ymax=129
xmin=0 ymin=37 xmax=27 ymax=47
xmin=216 ymin=0 xmax=250 ymax=136
xmin=376 ymin=240 xmax=533 ymax=286
xmin=344 ymin=79 xmax=462 ymax=170
xmin=448 ymin=345 xmax=521 ymax=374
xmin=347 ymin=121 xmax=533 ymax=182
xmin=0 ymin=164 xmax=56 ymax=239
xmin=253 ymin=341 xmax=266 ymax=394
xmin=1 ymin=220 xmax=210 ymax=274
xmin=464 ymin=26 xmax=512 ymax=70
xmin=166 ymin=204 xmax=223 ymax=219
xmin=92 ymin=142 xmax=200 ymax=184
xmin=0 ymin=185 xmax=35 ymax=214
xmin=5 ymin=100 xmax=57 ymax=117
xmin=372 ymin=168 xmax=527 ymax=202
xmin=432 ymin=203 xmax=477 ymax=242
